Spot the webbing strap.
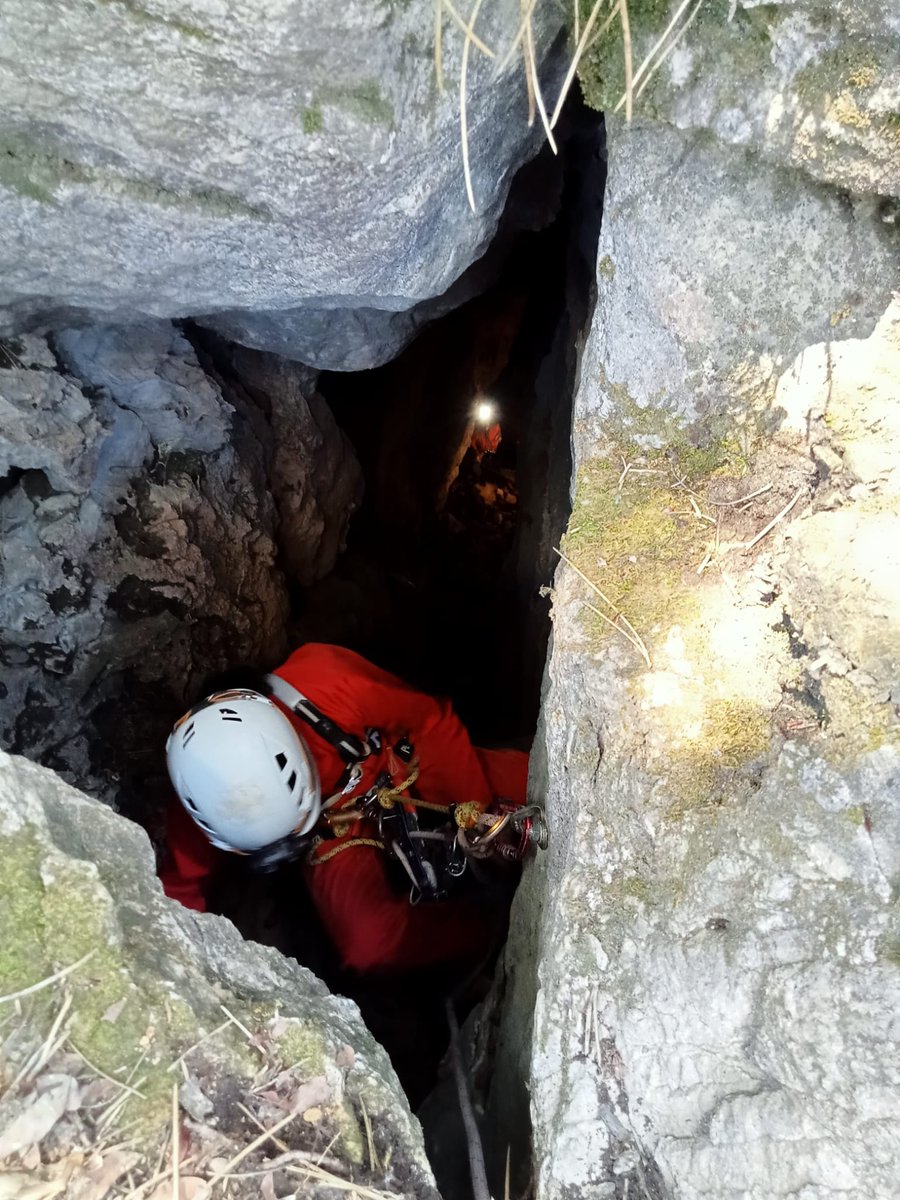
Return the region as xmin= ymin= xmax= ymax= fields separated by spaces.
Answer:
xmin=265 ymin=673 xmax=370 ymax=764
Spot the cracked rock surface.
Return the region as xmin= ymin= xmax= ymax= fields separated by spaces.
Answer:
xmin=0 ymin=0 xmax=562 ymax=369
xmin=490 ymin=113 xmax=900 ymax=1200
xmin=0 ymin=321 xmax=359 ymax=808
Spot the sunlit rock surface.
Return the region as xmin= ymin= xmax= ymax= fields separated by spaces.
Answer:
xmin=0 ymin=0 xmax=562 ymax=368
xmin=577 ymin=0 xmax=900 ymax=198
xmin=0 ymin=749 xmax=436 ymax=1194
xmin=0 ymin=322 xmax=359 ymax=802
xmin=492 ymin=114 xmax=900 ymax=1200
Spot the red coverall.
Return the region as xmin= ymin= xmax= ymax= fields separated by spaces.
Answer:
xmin=160 ymin=643 xmax=528 ymax=974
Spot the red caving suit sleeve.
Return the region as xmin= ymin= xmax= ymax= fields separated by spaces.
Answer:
xmin=158 ymin=794 xmax=218 ymax=912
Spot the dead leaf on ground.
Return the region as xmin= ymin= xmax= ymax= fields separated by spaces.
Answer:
xmin=0 ymin=1173 xmax=65 ymax=1200
xmin=65 ymin=1150 xmax=140 ymax=1200
xmin=0 ymin=1075 xmax=80 ymax=1158
xmin=260 ymin=1171 xmax=278 ymax=1200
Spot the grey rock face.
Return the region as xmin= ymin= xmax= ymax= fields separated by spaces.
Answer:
xmin=204 ymin=338 xmax=363 ymax=586
xmin=0 ymin=0 xmax=562 ymax=367
xmin=579 ymin=0 xmax=900 ymax=198
xmin=0 ymin=321 xmax=359 ymax=800
xmin=491 ymin=120 xmax=900 ymax=1200
xmin=0 ymin=748 xmax=436 ymax=1192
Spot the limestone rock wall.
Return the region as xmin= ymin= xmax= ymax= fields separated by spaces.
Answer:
xmin=0 ymin=749 xmax=436 ymax=1194
xmin=490 ymin=5 xmax=900 ymax=1195
xmin=0 ymin=0 xmax=563 ymax=369
xmin=0 ymin=322 xmax=359 ymax=805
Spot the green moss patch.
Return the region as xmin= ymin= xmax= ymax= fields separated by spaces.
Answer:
xmin=320 ymin=82 xmax=394 ymax=129
xmin=564 ymin=432 xmax=743 ymax=643
xmin=665 ymin=698 xmax=772 ymax=817
xmin=302 ymin=105 xmax=324 ymax=135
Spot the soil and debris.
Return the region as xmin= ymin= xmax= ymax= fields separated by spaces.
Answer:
xmin=0 ymin=975 xmax=410 ymax=1200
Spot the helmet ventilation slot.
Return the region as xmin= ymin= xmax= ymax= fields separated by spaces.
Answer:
xmin=182 ymin=722 xmax=196 ymax=747
xmin=275 ymin=752 xmax=288 ymax=770
xmin=286 ymin=769 xmax=298 ymax=792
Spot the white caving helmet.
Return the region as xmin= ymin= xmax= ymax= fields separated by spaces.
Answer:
xmin=166 ymin=689 xmax=320 ymax=852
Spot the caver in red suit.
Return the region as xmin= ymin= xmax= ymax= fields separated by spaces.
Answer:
xmin=160 ymin=643 xmax=528 ymax=974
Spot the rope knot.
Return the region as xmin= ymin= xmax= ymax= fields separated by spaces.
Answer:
xmin=453 ymin=801 xmax=481 ymax=830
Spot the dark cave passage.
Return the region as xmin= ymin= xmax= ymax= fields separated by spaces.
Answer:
xmin=197 ymin=96 xmax=606 ymax=1122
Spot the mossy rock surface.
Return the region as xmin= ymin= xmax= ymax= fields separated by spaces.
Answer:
xmin=0 ymin=750 xmax=436 ymax=1194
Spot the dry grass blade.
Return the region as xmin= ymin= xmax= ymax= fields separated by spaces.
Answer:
xmin=504 ymin=1145 xmax=511 ymax=1200
xmin=171 ymin=1084 xmax=180 ymax=1200
xmin=497 ymin=0 xmax=539 ymax=72
xmin=443 ymin=0 xmax=495 ymax=57
xmin=236 ymin=1103 xmax=290 ymax=1157
xmin=434 ymin=0 xmax=444 ymax=92
xmin=522 ymin=0 xmax=536 ymax=125
xmin=619 ymin=0 xmax=634 ymax=121
xmin=614 ymin=0 xmax=693 ymax=108
xmin=203 ymin=1108 xmax=301 ymax=1191
xmin=525 ymin=14 xmax=557 ymax=152
xmin=573 ymin=0 xmax=580 ymax=44
xmin=10 ymin=990 xmax=73 ymax=1091
xmin=69 ymin=1041 xmax=147 ymax=1099
xmin=218 ymin=1005 xmax=255 ymax=1045
xmin=284 ymin=1163 xmax=395 ymax=1200
xmin=459 ymin=0 xmax=486 ymax=213
xmin=743 ymin=486 xmax=805 ymax=551
xmin=633 ymin=0 xmax=703 ymax=103
xmin=710 ymin=482 xmax=773 ymax=507
xmin=0 ymin=950 xmax=96 ymax=1005
xmin=554 ymin=547 xmax=652 ymax=668
xmin=166 ymin=1019 xmax=232 ymax=1074
xmin=551 ymin=0 xmax=622 ymax=129
xmin=360 ymin=1098 xmax=377 ymax=1173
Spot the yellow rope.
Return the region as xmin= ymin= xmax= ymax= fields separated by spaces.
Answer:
xmin=309 ymin=837 xmax=385 ymax=865
xmin=374 ymin=762 xmax=421 ymax=808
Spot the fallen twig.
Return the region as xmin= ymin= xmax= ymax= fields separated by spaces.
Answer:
xmin=171 ymin=1083 xmax=180 ymax=1200
xmin=554 ymin=547 xmax=652 ymax=668
xmin=166 ymin=1019 xmax=232 ymax=1073
xmin=742 ymin=486 xmax=805 ymax=551
xmin=710 ymin=483 xmax=773 ymax=507
xmin=203 ymin=1108 xmax=301 ymax=1191
xmin=446 ymin=1000 xmax=490 ymax=1200
xmin=0 ymin=950 xmax=97 ymax=1005
xmin=360 ymin=1097 xmax=377 ymax=1174
xmin=69 ymin=1041 xmax=147 ymax=1100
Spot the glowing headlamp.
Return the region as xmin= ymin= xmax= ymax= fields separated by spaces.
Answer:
xmin=474 ymin=400 xmax=496 ymax=425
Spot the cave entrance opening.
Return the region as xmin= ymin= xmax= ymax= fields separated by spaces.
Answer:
xmin=202 ymin=98 xmax=606 ymax=1109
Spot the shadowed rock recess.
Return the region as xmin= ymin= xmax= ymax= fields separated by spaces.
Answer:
xmin=1 ymin=0 xmax=900 ymax=1197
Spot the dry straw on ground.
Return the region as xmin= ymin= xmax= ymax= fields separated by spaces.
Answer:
xmin=1 ymin=966 xmax=406 ymax=1200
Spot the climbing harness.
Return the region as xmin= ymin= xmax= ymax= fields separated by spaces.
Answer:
xmin=264 ymin=673 xmax=548 ymax=899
